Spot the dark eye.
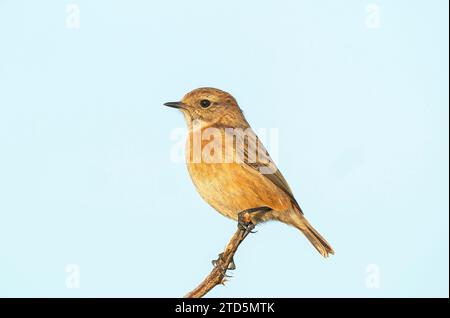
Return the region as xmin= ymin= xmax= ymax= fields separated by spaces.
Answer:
xmin=200 ymin=99 xmax=211 ymax=108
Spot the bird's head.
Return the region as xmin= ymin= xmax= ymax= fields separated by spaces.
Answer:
xmin=164 ymin=87 xmax=248 ymax=128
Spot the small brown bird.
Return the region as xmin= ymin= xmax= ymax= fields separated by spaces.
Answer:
xmin=164 ymin=87 xmax=334 ymax=257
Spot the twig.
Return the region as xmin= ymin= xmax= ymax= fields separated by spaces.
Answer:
xmin=184 ymin=225 xmax=251 ymax=298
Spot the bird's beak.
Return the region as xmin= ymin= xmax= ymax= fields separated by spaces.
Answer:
xmin=163 ymin=101 xmax=183 ymax=109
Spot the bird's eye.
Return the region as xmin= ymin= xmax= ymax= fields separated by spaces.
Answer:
xmin=200 ymin=99 xmax=211 ymax=108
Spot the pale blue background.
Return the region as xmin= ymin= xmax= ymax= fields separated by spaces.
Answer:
xmin=0 ymin=0 xmax=448 ymax=297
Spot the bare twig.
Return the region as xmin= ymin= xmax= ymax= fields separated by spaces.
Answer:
xmin=184 ymin=225 xmax=251 ymax=298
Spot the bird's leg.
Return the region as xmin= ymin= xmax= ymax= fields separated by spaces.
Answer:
xmin=238 ymin=206 xmax=272 ymax=239
xmin=237 ymin=213 xmax=256 ymax=238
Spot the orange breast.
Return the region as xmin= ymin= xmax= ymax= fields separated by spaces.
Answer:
xmin=185 ymin=128 xmax=291 ymax=220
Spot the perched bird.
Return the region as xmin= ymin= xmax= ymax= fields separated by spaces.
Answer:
xmin=164 ymin=87 xmax=334 ymax=257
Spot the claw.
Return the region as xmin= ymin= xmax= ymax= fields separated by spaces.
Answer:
xmin=212 ymin=252 xmax=236 ymax=276
xmin=228 ymin=258 xmax=236 ymax=270
xmin=238 ymin=216 xmax=256 ymax=239
xmin=237 ymin=206 xmax=271 ymax=238
xmin=212 ymin=252 xmax=224 ymax=267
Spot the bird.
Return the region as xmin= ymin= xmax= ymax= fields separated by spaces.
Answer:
xmin=164 ymin=87 xmax=334 ymax=257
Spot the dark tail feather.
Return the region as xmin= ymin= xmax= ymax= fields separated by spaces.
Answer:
xmin=293 ymin=215 xmax=334 ymax=258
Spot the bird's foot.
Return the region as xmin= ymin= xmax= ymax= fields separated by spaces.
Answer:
xmin=211 ymin=252 xmax=235 ymax=277
xmin=237 ymin=206 xmax=272 ymax=237
xmin=238 ymin=211 xmax=259 ymax=238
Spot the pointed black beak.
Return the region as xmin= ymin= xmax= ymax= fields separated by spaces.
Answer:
xmin=163 ymin=101 xmax=183 ymax=109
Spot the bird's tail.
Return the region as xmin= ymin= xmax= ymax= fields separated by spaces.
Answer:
xmin=291 ymin=213 xmax=334 ymax=258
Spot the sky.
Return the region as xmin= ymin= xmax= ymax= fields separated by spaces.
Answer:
xmin=0 ymin=0 xmax=448 ymax=297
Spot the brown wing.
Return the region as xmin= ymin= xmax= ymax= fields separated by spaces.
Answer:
xmin=224 ymin=128 xmax=303 ymax=213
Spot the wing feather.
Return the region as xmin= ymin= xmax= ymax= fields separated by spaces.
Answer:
xmin=224 ymin=128 xmax=302 ymax=213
